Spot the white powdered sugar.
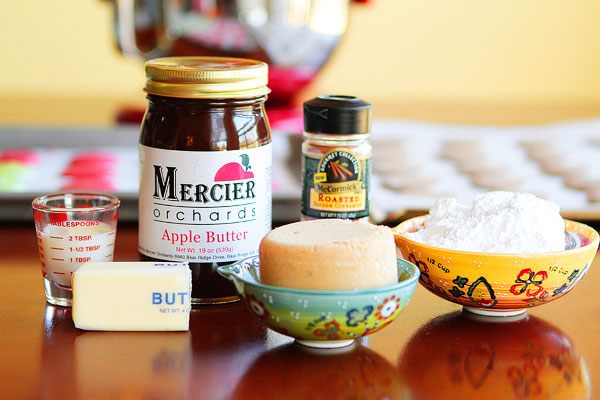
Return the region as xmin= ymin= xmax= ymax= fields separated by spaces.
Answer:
xmin=406 ymin=191 xmax=565 ymax=253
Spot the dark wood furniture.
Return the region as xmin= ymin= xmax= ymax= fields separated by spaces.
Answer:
xmin=1 ymin=224 xmax=599 ymax=399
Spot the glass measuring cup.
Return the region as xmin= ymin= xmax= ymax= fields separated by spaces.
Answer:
xmin=32 ymin=193 xmax=120 ymax=306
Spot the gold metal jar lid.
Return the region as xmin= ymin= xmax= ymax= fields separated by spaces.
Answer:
xmin=144 ymin=56 xmax=270 ymax=98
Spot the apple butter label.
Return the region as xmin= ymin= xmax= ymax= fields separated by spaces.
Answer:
xmin=139 ymin=144 xmax=272 ymax=262
xmin=301 ymin=148 xmax=370 ymax=219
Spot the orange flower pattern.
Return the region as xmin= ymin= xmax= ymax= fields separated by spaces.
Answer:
xmin=313 ymin=320 xmax=342 ymax=340
xmin=408 ymin=253 xmax=433 ymax=286
xmin=510 ymin=268 xmax=549 ymax=303
xmin=374 ymin=295 xmax=400 ymax=321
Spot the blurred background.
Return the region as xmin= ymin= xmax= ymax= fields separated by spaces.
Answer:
xmin=2 ymin=0 xmax=600 ymax=126
xmin=2 ymin=0 xmax=600 ymax=224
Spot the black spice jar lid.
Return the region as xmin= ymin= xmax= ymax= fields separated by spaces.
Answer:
xmin=303 ymin=95 xmax=372 ymax=135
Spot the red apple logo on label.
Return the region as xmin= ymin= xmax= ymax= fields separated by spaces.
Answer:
xmin=214 ymin=154 xmax=254 ymax=181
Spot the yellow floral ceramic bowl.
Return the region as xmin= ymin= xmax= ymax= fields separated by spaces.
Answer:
xmin=394 ymin=217 xmax=599 ymax=316
xmin=218 ymin=256 xmax=420 ymax=348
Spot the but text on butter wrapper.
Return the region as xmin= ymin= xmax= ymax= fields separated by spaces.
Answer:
xmin=72 ymin=262 xmax=191 ymax=331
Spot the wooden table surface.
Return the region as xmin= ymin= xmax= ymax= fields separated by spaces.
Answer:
xmin=1 ymin=223 xmax=599 ymax=399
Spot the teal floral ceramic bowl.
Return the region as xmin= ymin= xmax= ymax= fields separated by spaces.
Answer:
xmin=217 ymin=256 xmax=420 ymax=348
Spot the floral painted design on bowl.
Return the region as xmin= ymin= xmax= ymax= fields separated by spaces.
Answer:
xmin=218 ymin=257 xmax=420 ymax=348
xmin=394 ymin=217 xmax=599 ymax=316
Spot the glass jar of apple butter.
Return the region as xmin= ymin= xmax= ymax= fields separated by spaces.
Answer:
xmin=139 ymin=57 xmax=272 ymax=305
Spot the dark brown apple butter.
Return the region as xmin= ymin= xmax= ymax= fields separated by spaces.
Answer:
xmin=139 ymin=57 xmax=272 ymax=305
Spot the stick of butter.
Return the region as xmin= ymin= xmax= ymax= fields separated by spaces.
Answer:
xmin=72 ymin=262 xmax=191 ymax=331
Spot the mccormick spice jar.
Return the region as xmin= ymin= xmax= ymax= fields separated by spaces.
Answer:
xmin=301 ymin=95 xmax=373 ymax=221
xmin=139 ymin=57 xmax=272 ymax=305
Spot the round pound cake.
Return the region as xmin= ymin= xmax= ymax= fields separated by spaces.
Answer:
xmin=259 ymin=219 xmax=398 ymax=290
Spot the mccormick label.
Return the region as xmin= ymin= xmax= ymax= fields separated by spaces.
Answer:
xmin=139 ymin=144 xmax=272 ymax=263
xmin=301 ymin=148 xmax=370 ymax=220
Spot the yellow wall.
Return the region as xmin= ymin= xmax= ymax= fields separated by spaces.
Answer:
xmin=1 ymin=0 xmax=599 ymax=124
